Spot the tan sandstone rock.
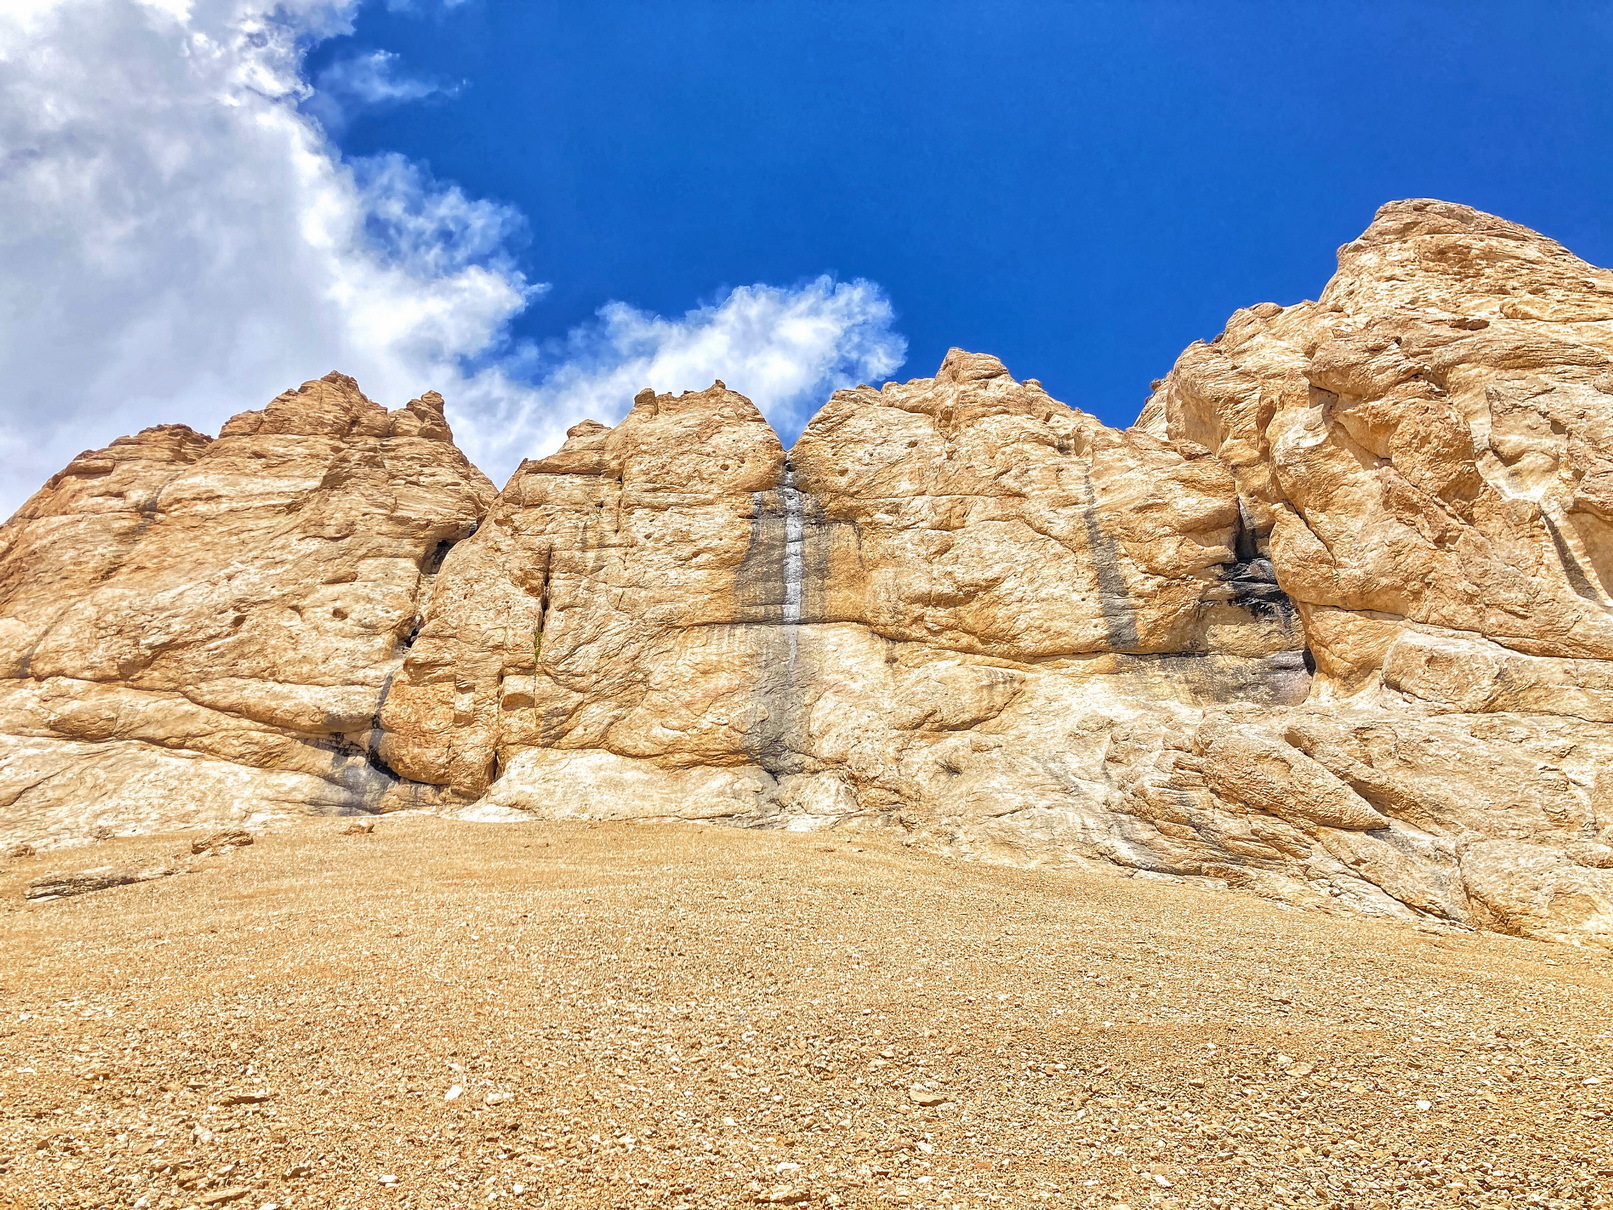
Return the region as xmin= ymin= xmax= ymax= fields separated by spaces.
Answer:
xmin=3 ymin=201 xmax=1613 ymax=948
xmin=0 ymin=373 xmax=493 ymax=848
xmin=375 ymin=380 xmax=788 ymax=810
xmin=1132 ymin=198 xmax=1613 ymax=942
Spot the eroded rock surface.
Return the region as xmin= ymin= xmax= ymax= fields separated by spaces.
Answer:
xmin=4 ymin=201 xmax=1613 ymax=946
xmin=1128 ymin=199 xmax=1613 ymax=942
xmin=0 ymin=373 xmax=493 ymax=847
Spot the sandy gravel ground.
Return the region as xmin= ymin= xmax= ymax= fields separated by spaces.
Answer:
xmin=1 ymin=816 xmax=1610 ymax=1210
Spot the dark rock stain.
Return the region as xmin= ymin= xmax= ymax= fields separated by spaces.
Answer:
xmin=1076 ymin=468 xmax=1140 ymax=651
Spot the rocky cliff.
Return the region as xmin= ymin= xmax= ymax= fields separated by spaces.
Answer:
xmin=4 ymin=199 xmax=1612 ymax=946
xmin=0 ymin=376 xmax=492 ymax=841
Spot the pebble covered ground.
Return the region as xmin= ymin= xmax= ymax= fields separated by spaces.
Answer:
xmin=0 ymin=816 xmax=1610 ymax=1210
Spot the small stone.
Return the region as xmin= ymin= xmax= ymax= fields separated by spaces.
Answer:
xmin=192 ymin=829 xmax=254 ymax=854
xmin=219 ymin=1092 xmax=271 ymax=1105
xmin=378 ymin=1174 xmax=398 ymax=1186
xmin=444 ymin=1084 xmax=464 ymax=1101
xmin=5 ymin=843 xmax=35 ymax=858
xmin=343 ymin=820 xmax=377 ymax=835
xmin=199 ymin=1192 xmax=249 ymax=1207
xmin=908 ymin=1085 xmax=949 ymax=1107
xmin=1416 ymin=1099 xmax=1433 ymax=1110
xmin=25 ymin=863 xmax=177 ymax=900
xmin=755 ymin=1186 xmax=809 ymax=1205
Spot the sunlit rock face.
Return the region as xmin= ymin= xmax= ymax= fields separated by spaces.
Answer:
xmin=4 ymin=200 xmax=1613 ymax=947
xmin=375 ymin=381 xmax=791 ymax=814
xmin=1130 ymin=199 xmax=1613 ymax=944
xmin=0 ymin=374 xmax=494 ymax=845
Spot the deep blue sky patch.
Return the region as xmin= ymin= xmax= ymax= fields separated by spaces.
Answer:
xmin=308 ymin=0 xmax=1613 ymax=435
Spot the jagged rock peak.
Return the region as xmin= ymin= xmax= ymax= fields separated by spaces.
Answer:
xmin=934 ymin=347 xmax=1013 ymax=385
xmin=216 ymin=371 xmax=459 ymax=443
xmin=514 ymin=380 xmax=783 ymax=493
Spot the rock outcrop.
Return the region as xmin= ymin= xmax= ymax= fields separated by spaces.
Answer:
xmin=4 ymin=200 xmax=1612 ymax=947
xmin=0 ymin=374 xmax=493 ymax=843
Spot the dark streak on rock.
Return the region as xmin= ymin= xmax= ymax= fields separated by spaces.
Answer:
xmin=1076 ymin=467 xmax=1140 ymax=651
xmin=1543 ymin=510 xmax=1612 ymax=608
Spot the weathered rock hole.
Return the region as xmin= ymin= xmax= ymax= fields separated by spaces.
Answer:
xmin=420 ymin=522 xmax=478 ymax=575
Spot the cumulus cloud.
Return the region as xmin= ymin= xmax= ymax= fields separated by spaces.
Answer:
xmin=0 ymin=0 xmax=905 ymax=516
xmin=466 ymin=277 xmax=905 ymax=479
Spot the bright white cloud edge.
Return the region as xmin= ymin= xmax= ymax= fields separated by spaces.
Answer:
xmin=0 ymin=0 xmax=906 ymax=515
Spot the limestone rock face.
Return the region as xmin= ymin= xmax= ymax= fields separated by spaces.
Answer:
xmin=376 ymin=359 xmax=1309 ymax=847
xmin=791 ymin=349 xmax=1271 ymax=660
xmin=1132 ymin=198 xmax=1613 ymax=943
xmin=376 ymin=382 xmax=788 ymax=812
xmin=4 ymin=200 xmax=1613 ymax=948
xmin=1138 ymin=199 xmax=1613 ymax=682
xmin=0 ymin=373 xmax=493 ymax=847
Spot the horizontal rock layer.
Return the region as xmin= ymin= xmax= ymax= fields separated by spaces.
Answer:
xmin=0 ymin=375 xmax=492 ymax=842
xmin=4 ymin=199 xmax=1612 ymax=946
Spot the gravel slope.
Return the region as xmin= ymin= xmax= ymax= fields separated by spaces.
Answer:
xmin=1 ymin=816 xmax=1610 ymax=1210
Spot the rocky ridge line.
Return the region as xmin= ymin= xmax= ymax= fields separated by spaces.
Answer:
xmin=2 ymin=199 xmax=1611 ymax=947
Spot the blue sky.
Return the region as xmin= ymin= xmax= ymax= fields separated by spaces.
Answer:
xmin=313 ymin=0 xmax=1613 ymax=434
xmin=1 ymin=1 xmax=1610 ymax=512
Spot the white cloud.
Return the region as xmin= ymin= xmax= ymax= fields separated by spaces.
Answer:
xmin=461 ymin=278 xmax=904 ymax=480
xmin=0 ymin=0 xmax=906 ymax=515
xmin=306 ymin=49 xmax=456 ymax=132
xmin=324 ymin=49 xmax=446 ymax=104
